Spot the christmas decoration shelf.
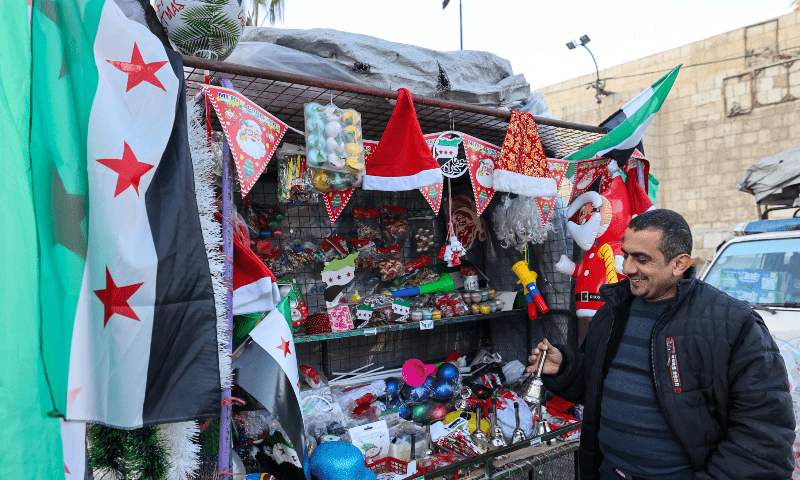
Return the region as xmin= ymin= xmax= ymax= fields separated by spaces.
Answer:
xmin=294 ymin=309 xmax=526 ymax=343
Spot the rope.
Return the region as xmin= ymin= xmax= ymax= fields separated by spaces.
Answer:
xmin=221 ymin=396 xmax=246 ymax=406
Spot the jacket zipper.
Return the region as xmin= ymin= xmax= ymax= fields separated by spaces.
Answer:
xmin=650 ymin=309 xmax=670 ymax=414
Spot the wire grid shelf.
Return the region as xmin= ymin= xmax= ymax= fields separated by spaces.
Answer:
xmin=182 ymin=56 xmax=606 ymax=159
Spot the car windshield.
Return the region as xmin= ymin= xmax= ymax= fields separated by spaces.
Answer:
xmin=704 ymin=237 xmax=800 ymax=306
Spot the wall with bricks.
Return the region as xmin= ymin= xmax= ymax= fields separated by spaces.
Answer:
xmin=540 ymin=12 xmax=800 ymax=261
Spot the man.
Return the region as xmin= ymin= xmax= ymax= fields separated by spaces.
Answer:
xmin=528 ymin=209 xmax=795 ymax=479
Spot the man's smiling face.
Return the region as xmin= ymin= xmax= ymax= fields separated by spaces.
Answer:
xmin=621 ymin=227 xmax=682 ymax=302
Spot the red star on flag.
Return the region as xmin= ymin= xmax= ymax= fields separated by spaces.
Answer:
xmin=277 ymin=337 xmax=291 ymax=357
xmin=97 ymin=142 xmax=154 ymax=197
xmin=94 ymin=267 xmax=144 ymax=327
xmin=107 ymin=43 xmax=168 ymax=92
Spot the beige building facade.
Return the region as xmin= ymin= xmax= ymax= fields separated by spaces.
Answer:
xmin=541 ymin=11 xmax=800 ymax=261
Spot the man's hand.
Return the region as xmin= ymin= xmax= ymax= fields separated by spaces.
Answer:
xmin=526 ymin=339 xmax=562 ymax=375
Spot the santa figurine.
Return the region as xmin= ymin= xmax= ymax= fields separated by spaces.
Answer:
xmin=556 ymin=162 xmax=653 ymax=318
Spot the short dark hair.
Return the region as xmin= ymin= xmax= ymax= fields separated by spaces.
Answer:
xmin=628 ymin=209 xmax=692 ymax=261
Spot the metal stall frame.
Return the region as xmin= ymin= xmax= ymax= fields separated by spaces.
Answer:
xmin=183 ymin=54 xmax=598 ymax=479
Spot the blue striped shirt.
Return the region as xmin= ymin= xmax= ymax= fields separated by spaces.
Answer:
xmin=598 ymin=296 xmax=692 ymax=479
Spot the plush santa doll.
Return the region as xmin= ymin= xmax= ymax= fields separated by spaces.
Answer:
xmin=556 ymin=162 xmax=653 ymax=318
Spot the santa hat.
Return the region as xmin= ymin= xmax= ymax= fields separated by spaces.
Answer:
xmin=363 ymin=88 xmax=442 ymax=191
xmin=233 ymin=233 xmax=281 ymax=315
xmin=492 ymin=110 xmax=557 ymax=197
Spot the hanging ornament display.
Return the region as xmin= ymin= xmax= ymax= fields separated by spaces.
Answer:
xmin=205 ymin=86 xmax=287 ymax=196
xmin=534 ymin=159 xmax=570 ymax=228
xmin=569 ymin=157 xmax=611 ymax=203
xmin=322 ymin=188 xmax=355 ymax=224
xmin=463 ymin=137 xmax=500 ymax=216
xmin=155 ymin=0 xmax=244 ymax=60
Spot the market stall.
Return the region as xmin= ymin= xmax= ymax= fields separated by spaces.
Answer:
xmin=180 ymin=55 xmax=602 ymax=480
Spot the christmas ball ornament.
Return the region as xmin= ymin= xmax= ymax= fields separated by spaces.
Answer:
xmin=398 ymin=404 xmax=412 ymax=420
xmin=343 ymin=125 xmax=362 ymax=142
xmin=430 ymin=381 xmax=457 ymax=401
xmin=272 ymin=229 xmax=283 ymax=238
xmin=323 ymin=104 xmax=340 ymax=119
xmin=312 ymin=170 xmax=330 ymax=191
xmin=387 ymin=397 xmax=402 ymax=409
xmin=385 ymin=378 xmax=400 ymax=398
xmin=308 ymin=133 xmax=326 ymax=152
xmin=424 ymin=375 xmax=435 ymax=390
xmin=328 ymin=154 xmax=345 ymax=170
xmin=268 ymin=220 xmax=279 ymax=229
xmin=401 ymin=384 xmax=429 ymax=404
xmin=324 ymin=121 xmax=343 ymax=138
xmin=342 ymin=110 xmax=361 ymax=126
xmin=345 ymin=142 xmax=363 ymax=157
xmin=308 ymin=150 xmax=327 ymax=168
xmin=306 ymin=117 xmax=324 ymax=133
xmin=411 ymin=404 xmax=427 ymax=423
xmin=274 ymin=212 xmax=285 ymax=221
xmin=436 ymin=363 xmax=460 ymax=382
xmin=428 ymin=402 xmax=450 ymax=422
xmin=156 ymin=0 xmax=244 ymax=60
xmin=345 ymin=158 xmax=364 ymax=173
xmin=305 ymin=103 xmax=324 ymax=116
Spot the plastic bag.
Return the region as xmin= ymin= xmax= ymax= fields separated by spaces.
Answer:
xmin=409 ymin=209 xmax=437 ymax=254
xmin=353 ymin=207 xmax=382 ymax=240
xmin=309 ymin=167 xmax=363 ymax=193
xmin=381 ymin=205 xmax=409 ymax=240
xmin=352 ymin=237 xmax=377 ymax=271
xmin=277 ymin=147 xmax=317 ymax=205
xmin=377 ymin=244 xmax=403 ymax=281
xmin=304 ymin=102 xmax=365 ymax=176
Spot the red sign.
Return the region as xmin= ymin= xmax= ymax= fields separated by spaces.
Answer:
xmin=535 ymin=159 xmax=569 ymax=227
xmin=322 ymin=188 xmax=355 ymax=224
xmin=205 ymin=86 xmax=287 ymax=197
xmin=463 ymin=136 xmax=501 ymax=216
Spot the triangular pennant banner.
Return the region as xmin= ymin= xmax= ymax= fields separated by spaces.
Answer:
xmin=205 ymin=86 xmax=287 ymax=196
xmin=463 ymin=136 xmax=500 ymax=216
xmin=420 ymin=183 xmax=443 ymax=216
xmin=322 ymin=188 xmax=355 ymax=224
xmin=570 ymin=158 xmax=611 ymax=203
xmin=535 ymin=159 xmax=570 ymax=227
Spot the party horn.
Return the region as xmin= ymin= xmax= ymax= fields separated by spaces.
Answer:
xmin=402 ymin=359 xmax=436 ymax=387
xmin=391 ymin=273 xmax=455 ymax=297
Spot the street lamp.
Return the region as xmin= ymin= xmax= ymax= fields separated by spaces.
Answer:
xmin=442 ymin=0 xmax=463 ymax=50
xmin=566 ymin=35 xmax=612 ymax=104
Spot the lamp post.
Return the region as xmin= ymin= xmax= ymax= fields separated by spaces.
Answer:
xmin=566 ymin=35 xmax=612 ymax=104
xmin=442 ymin=0 xmax=463 ymax=50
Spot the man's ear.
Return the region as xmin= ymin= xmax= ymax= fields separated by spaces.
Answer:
xmin=672 ymin=254 xmax=692 ymax=277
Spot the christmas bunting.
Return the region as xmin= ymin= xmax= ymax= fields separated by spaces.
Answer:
xmin=535 ymin=159 xmax=569 ymax=227
xmin=206 ymin=85 xmax=287 ymax=196
xmin=420 ymin=183 xmax=444 ymax=216
xmin=569 ymin=158 xmax=611 ymax=203
xmin=464 ymin=137 xmax=501 ymax=216
xmin=322 ymin=188 xmax=355 ymax=224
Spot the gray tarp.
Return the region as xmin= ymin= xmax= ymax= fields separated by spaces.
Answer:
xmin=738 ymin=145 xmax=800 ymax=205
xmin=226 ymin=27 xmax=545 ymax=109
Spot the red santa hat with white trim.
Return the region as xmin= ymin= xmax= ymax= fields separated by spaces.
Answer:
xmin=363 ymin=88 xmax=442 ymax=191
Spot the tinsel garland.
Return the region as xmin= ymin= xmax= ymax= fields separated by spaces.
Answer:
xmin=159 ymin=422 xmax=201 ymax=480
xmin=187 ymin=97 xmax=230 ymax=389
xmin=88 ymin=425 xmax=168 ymax=480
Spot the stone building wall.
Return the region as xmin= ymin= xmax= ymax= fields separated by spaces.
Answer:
xmin=540 ymin=11 xmax=800 ymax=261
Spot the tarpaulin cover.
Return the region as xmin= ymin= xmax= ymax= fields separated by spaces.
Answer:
xmin=226 ymin=27 xmax=538 ymax=108
xmin=739 ymin=145 xmax=800 ymax=206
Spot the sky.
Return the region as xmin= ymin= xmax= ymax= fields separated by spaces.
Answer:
xmin=264 ymin=0 xmax=794 ymax=89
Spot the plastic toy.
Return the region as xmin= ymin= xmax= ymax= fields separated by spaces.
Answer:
xmin=511 ymin=261 xmax=549 ymax=320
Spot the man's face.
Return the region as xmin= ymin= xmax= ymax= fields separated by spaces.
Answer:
xmin=621 ymin=227 xmax=682 ymax=301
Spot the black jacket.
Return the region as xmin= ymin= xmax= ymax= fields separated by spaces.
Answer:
xmin=544 ymin=268 xmax=795 ymax=479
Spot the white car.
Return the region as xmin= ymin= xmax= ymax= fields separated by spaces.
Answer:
xmin=699 ymin=229 xmax=800 ymax=342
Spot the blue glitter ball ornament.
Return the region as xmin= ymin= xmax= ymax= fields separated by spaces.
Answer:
xmin=398 ymin=404 xmax=412 ymax=420
xmin=385 ymin=378 xmax=400 ymax=397
xmin=402 ymin=384 xmax=429 ymax=404
xmin=430 ymin=381 xmax=457 ymax=401
xmin=436 ymin=363 xmax=460 ymax=382
xmin=387 ymin=397 xmax=402 ymax=409
xmin=424 ymin=376 xmax=435 ymax=390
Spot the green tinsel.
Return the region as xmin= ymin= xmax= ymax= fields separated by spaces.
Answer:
xmin=88 ymin=425 xmax=169 ymax=480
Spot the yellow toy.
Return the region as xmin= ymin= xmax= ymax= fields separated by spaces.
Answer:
xmin=512 ymin=261 xmax=550 ymax=320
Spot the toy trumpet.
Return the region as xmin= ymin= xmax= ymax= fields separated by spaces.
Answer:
xmin=511 ymin=261 xmax=549 ymax=320
xmin=391 ymin=273 xmax=455 ymax=297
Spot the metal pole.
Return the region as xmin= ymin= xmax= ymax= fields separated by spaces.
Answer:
xmin=459 ymin=0 xmax=463 ymax=50
xmin=218 ymin=74 xmax=237 ymax=479
xmin=218 ymin=135 xmax=234 ymax=479
xmin=580 ymin=44 xmax=601 ymax=88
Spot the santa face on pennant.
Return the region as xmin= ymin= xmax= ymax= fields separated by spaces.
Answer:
xmin=236 ymin=119 xmax=266 ymax=159
xmin=475 ymin=158 xmax=494 ymax=189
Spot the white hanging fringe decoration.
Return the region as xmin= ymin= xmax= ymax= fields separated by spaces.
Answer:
xmin=492 ymin=194 xmax=555 ymax=251
xmin=159 ymin=421 xmax=202 ymax=480
xmin=187 ymin=99 xmax=231 ymax=389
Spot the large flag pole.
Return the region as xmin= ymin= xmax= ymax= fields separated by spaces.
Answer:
xmin=218 ymin=85 xmax=235 ymax=478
